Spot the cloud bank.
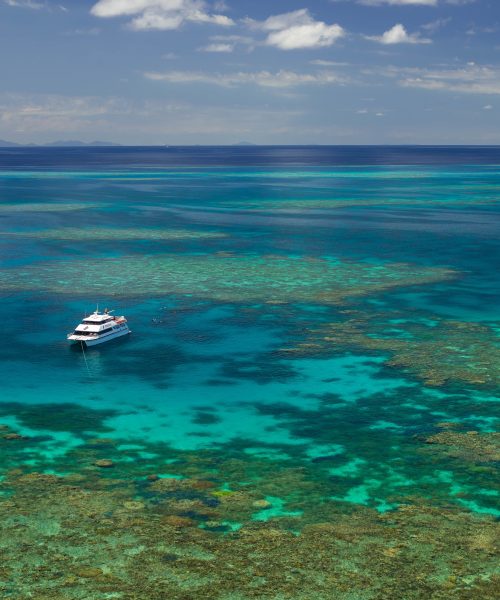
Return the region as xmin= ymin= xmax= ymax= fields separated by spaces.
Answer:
xmin=249 ymin=9 xmax=345 ymax=50
xmin=145 ymin=69 xmax=343 ymax=87
xmin=400 ymin=64 xmax=500 ymax=94
xmin=90 ymin=0 xmax=234 ymax=30
xmin=359 ymin=0 xmax=437 ymax=6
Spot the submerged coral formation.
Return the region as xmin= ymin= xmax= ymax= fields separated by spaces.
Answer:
xmin=0 ymin=254 xmax=456 ymax=302
xmin=221 ymin=192 xmax=500 ymax=212
xmin=1 ymin=153 xmax=499 ymax=598
xmin=3 ymin=227 xmax=227 ymax=241
xmin=0 ymin=444 xmax=498 ymax=599
xmin=425 ymin=429 xmax=500 ymax=464
xmin=0 ymin=203 xmax=101 ymax=212
xmin=282 ymin=311 xmax=500 ymax=387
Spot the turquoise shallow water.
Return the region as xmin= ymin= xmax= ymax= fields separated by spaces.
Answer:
xmin=0 ymin=147 xmax=499 ymax=598
xmin=0 ymin=146 xmax=499 ymax=516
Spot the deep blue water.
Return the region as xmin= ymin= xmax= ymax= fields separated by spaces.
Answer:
xmin=0 ymin=146 xmax=499 ymax=520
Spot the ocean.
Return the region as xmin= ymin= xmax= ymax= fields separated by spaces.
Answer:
xmin=0 ymin=145 xmax=498 ymax=598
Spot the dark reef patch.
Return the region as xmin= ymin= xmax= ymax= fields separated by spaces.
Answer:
xmin=219 ymin=355 xmax=299 ymax=384
xmin=0 ymin=402 xmax=117 ymax=434
xmin=192 ymin=411 xmax=222 ymax=425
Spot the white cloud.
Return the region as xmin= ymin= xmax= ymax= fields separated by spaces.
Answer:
xmin=267 ymin=22 xmax=345 ymax=50
xmin=359 ymin=0 xmax=437 ymax=5
xmin=360 ymin=0 xmax=476 ymax=4
xmin=466 ymin=25 xmax=498 ymax=36
xmin=395 ymin=64 xmax=500 ymax=94
xmin=207 ymin=33 xmax=255 ymax=51
xmin=0 ymin=93 xmax=130 ymax=133
xmin=3 ymin=0 xmax=68 ymax=9
xmin=356 ymin=108 xmax=386 ymax=116
xmin=368 ymin=23 xmax=432 ymax=44
xmin=0 ymin=92 xmax=308 ymax=144
xmin=200 ymin=42 xmax=233 ymax=52
xmin=248 ymin=9 xmax=345 ymax=50
xmin=257 ymin=9 xmax=310 ymax=32
xmin=64 ymin=27 xmax=101 ymax=36
xmin=210 ymin=34 xmax=254 ymax=44
xmin=310 ymin=59 xmax=350 ymax=66
xmin=144 ymin=69 xmax=343 ymax=88
xmin=3 ymin=0 xmax=44 ymax=8
xmin=90 ymin=0 xmax=234 ymax=31
xmin=483 ymin=104 xmax=493 ymax=110
xmin=422 ymin=17 xmax=451 ymax=33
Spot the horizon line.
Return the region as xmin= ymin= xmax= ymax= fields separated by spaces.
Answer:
xmin=2 ymin=143 xmax=500 ymax=148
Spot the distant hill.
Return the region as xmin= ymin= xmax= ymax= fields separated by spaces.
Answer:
xmin=235 ymin=141 xmax=256 ymax=146
xmin=0 ymin=139 xmax=20 ymax=147
xmin=0 ymin=139 xmax=120 ymax=147
xmin=45 ymin=140 xmax=120 ymax=147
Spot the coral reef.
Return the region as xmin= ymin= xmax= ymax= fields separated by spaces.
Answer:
xmin=282 ymin=311 xmax=500 ymax=387
xmin=0 ymin=470 xmax=498 ymax=599
xmin=222 ymin=192 xmax=500 ymax=212
xmin=425 ymin=430 xmax=500 ymax=464
xmin=0 ymin=203 xmax=101 ymax=213
xmin=0 ymin=254 xmax=456 ymax=303
xmin=4 ymin=227 xmax=226 ymax=241
xmin=0 ymin=396 xmax=499 ymax=598
xmin=1 ymin=143 xmax=499 ymax=599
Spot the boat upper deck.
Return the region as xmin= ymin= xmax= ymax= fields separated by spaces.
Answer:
xmin=83 ymin=311 xmax=115 ymax=324
xmin=71 ymin=310 xmax=127 ymax=335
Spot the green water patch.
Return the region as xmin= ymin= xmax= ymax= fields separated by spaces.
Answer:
xmin=3 ymin=227 xmax=227 ymax=242
xmin=252 ymin=496 xmax=303 ymax=521
xmin=329 ymin=457 xmax=367 ymax=477
xmin=0 ymin=403 xmax=122 ymax=476
xmin=0 ymin=394 xmax=498 ymax=525
xmin=0 ymin=350 xmax=496 ymax=517
xmin=244 ymin=387 xmax=499 ymax=515
xmin=0 ymin=253 xmax=456 ymax=303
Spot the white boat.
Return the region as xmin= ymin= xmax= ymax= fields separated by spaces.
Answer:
xmin=67 ymin=308 xmax=131 ymax=347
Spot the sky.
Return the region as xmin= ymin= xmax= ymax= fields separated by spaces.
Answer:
xmin=0 ymin=0 xmax=498 ymax=144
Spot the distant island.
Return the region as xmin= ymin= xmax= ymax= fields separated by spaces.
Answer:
xmin=0 ymin=139 xmax=121 ymax=148
xmin=1 ymin=140 xmax=259 ymax=148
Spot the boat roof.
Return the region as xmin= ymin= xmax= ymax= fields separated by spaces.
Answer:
xmin=83 ymin=310 xmax=115 ymax=322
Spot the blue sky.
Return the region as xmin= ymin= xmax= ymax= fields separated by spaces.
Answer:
xmin=0 ymin=0 xmax=498 ymax=144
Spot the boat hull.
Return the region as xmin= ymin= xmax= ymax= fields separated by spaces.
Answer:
xmin=69 ymin=328 xmax=131 ymax=347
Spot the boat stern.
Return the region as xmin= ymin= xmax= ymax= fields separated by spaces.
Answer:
xmin=67 ymin=333 xmax=89 ymax=344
